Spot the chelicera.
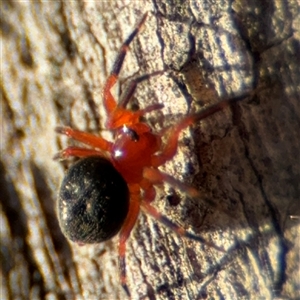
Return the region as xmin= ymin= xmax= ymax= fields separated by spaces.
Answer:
xmin=55 ymin=13 xmax=239 ymax=296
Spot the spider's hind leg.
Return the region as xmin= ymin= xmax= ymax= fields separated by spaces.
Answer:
xmin=141 ymin=201 xmax=225 ymax=253
xmin=118 ymin=185 xmax=141 ymax=296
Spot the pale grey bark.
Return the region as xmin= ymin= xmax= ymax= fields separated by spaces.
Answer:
xmin=1 ymin=1 xmax=299 ymax=300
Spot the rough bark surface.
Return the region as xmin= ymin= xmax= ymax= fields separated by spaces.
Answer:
xmin=1 ymin=1 xmax=299 ymax=300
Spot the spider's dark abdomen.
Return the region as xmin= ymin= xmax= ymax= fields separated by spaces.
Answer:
xmin=58 ymin=156 xmax=129 ymax=243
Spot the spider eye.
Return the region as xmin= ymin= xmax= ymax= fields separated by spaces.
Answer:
xmin=122 ymin=125 xmax=139 ymax=141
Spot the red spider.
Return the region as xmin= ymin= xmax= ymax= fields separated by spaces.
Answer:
xmin=55 ymin=13 xmax=239 ymax=296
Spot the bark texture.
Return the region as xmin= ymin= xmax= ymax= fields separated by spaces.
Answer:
xmin=1 ymin=1 xmax=299 ymax=300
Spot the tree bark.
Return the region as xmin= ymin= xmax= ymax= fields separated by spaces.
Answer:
xmin=1 ymin=1 xmax=299 ymax=300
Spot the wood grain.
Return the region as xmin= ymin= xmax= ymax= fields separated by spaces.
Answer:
xmin=1 ymin=1 xmax=299 ymax=299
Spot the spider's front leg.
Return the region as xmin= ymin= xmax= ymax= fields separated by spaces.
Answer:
xmin=119 ymin=71 xmax=165 ymax=108
xmin=151 ymin=98 xmax=241 ymax=167
xmin=103 ymin=13 xmax=148 ymax=114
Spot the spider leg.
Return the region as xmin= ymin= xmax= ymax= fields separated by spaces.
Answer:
xmin=141 ymin=201 xmax=225 ymax=252
xmin=151 ymin=98 xmax=240 ymax=167
xmin=138 ymin=103 xmax=164 ymax=116
xmin=143 ymin=167 xmax=235 ymax=217
xmin=119 ymin=70 xmax=165 ymax=108
xmin=140 ymin=178 xmax=157 ymax=203
xmin=103 ymin=13 xmax=148 ymax=114
xmin=119 ymin=184 xmax=141 ymax=296
xmin=55 ymin=126 xmax=112 ymax=151
xmin=53 ymin=146 xmax=105 ymax=160
xmin=143 ymin=167 xmax=199 ymax=197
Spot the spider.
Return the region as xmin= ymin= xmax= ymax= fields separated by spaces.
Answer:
xmin=55 ymin=13 xmax=240 ymax=296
